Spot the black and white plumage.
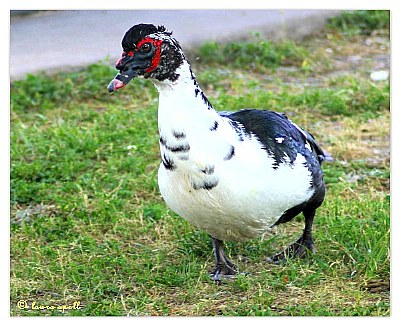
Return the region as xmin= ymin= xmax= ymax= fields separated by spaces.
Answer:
xmin=108 ymin=24 xmax=329 ymax=282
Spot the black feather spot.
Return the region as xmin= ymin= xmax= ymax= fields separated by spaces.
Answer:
xmin=192 ymin=179 xmax=218 ymax=190
xmin=162 ymin=154 xmax=176 ymax=171
xmin=224 ymin=145 xmax=235 ymax=161
xmin=160 ymin=136 xmax=190 ymax=153
xmin=201 ymin=93 xmax=213 ymax=109
xmin=172 ymin=130 xmax=186 ymax=139
xmin=166 ymin=143 xmax=190 ymax=153
xmin=159 ymin=135 xmax=167 ymax=145
xmin=210 ymin=121 xmax=219 ymax=131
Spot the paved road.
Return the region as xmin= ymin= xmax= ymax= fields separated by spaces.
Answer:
xmin=10 ymin=10 xmax=339 ymax=80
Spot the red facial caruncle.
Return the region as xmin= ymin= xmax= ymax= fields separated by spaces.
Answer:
xmin=138 ymin=37 xmax=163 ymax=73
xmin=117 ymin=37 xmax=163 ymax=74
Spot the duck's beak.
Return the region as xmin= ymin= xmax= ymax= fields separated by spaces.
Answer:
xmin=107 ymin=53 xmax=147 ymax=93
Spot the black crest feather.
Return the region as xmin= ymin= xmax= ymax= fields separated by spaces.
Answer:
xmin=121 ymin=23 xmax=172 ymax=51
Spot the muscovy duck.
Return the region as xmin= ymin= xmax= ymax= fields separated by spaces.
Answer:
xmin=108 ymin=24 xmax=328 ymax=282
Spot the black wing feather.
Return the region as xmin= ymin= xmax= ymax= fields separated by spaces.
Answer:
xmin=219 ymin=109 xmax=328 ymax=167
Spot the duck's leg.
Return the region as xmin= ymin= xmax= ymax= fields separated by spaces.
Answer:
xmin=268 ymin=208 xmax=316 ymax=264
xmin=210 ymin=237 xmax=237 ymax=282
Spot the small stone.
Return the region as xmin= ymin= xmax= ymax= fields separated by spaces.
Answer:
xmin=370 ymin=70 xmax=389 ymax=81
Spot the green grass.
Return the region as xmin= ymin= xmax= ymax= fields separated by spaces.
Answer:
xmin=198 ymin=39 xmax=310 ymax=70
xmin=326 ymin=10 xmax=390 ymax=36
xmin=10 ymin=11 xmax=390 ymax=316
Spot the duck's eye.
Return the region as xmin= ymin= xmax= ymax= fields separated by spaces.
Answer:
xmin=140 ymin=43 xmax=151 ymax=53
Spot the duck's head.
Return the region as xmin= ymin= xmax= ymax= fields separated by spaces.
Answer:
xmin=108 ymin=23 xmax=185 ymax=93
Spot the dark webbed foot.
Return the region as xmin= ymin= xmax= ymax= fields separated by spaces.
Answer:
xmin=268 ymin=208 xmax=316 ymax=265
xmin=210 ymin=237 xmax=238 ymax=283
xmin=267 ymin=234 xmax=315 ymax=264
xmin=210 ymin=262 xmax=237 ymax=283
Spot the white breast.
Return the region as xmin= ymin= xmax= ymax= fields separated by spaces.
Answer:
xmin=157 ymin=123 xmax=314 ymax=242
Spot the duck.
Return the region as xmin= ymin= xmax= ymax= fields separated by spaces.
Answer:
xmin=108 ymin=23 xmax=329 ymax=282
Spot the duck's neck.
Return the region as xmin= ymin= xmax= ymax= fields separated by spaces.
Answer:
xmin=152 ymin=61 xmax=219 ymax=134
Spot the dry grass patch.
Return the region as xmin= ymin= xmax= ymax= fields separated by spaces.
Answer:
xmin=317 ymin=111 xmax=389 ymax=165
